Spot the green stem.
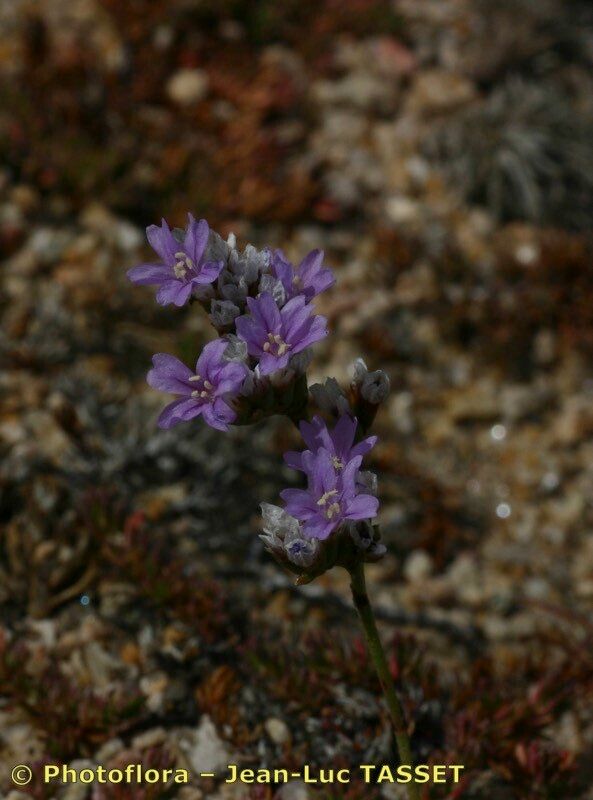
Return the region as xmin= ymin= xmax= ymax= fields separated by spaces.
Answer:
xmin=349 ymin=560 xmax=421 ymax=800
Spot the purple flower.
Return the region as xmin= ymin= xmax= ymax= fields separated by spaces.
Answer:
xmin=127 ymin=215 xmax=224 ymax=307
xmin=272 ymin=249 xmax=335 ymax=301
xmin=284 ymin=414 xmax=377 ymax=474
xmin=147 ymin=340 xmax=247 ymax=431
xmin=235 ymin=292 xmax=328 ymax=376
xmin=281 ymin=449 xmax=379 ymax=540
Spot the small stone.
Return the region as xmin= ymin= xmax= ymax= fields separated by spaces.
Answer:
xmin=404 ymin=550 xmax=433 ymax=583
xmin=167 ymin=69 xmax=209 ymax=106
xmin=132 ymin=727 xmax=168 ymax=750
xmin=178 ymin=715 xmax=232 ymax=775
xmin=95 ymin=738 xmax=124 ymax=762
xmin=139 ymin=672 xmax=169 ymax=712
xmin=276 ymin=781 xmax=310 ymax=800
xmin=265 ymin=717 xmax=291 ymax=745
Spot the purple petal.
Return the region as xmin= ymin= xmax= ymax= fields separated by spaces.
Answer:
xmin=194 ymin=260 xmax=224 ymax=285
xmin=309 ymin=269 xmax=335 ymax=296
xmin=196 ymin=339 xmax=228 ymax=377
xmin=247 ymin=293 xmax=281 ymax=333
xmin=156 ymin=279 xmax=184 ymax=306
xmin=281 ymin=488 xmax=318 ymax=519
xmin=311 ymin=449 xmax=339 ymax=494
xmin=172 ymin=282 xmax=193 ymax=307
xmin=290 ymin=314 xmax=328 ymax=352
xmin=202 ymin=398 xmax=236 ymax=431
xmin=299 ymin=417 xmax=325 ymax=451
xmin=298 ymin=250 xmax=324 ymax=281
xmin=272 ymin=254 xmax=294 ymax=294
xmin=147 ymin=353 xmax=193 ymax=393
xmin=184 ymin=215 xmax=209 ymax=264
xmin=258 ymin=351 xmax=289 ymax=375
xmin=351 ymin=435 xmax=378 ymax=459
xmin=127 ymin=263 xmax=172 ymax=285
xmin=157 ymin=398 xmax=202 ymax=429
xmin=284 ymin=450 xmax=304 ymax=470
xmin=303 ymin=516 xmax=335 ymax=540
xmin=146 ymin=219 xmax=178 ymax=264
xmin=341 ymin=455 xmax=364 ymax=489
xmin=345 ymin=493 xmax=379 ymax=521
xmin=215 ymin=362 xmax=248 ymax=394
xmin=281 ymin=295 xmax=309 ymax=336
xmin=235 ymin=315 xmax=265 ymax=356
xmin=331 ymin=414 xmax=357 ymax=456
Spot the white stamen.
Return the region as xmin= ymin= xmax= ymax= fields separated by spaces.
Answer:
xmin=317 ymin=489 xmax=338 ymax=506
xmin=326 ymin=502 xmax=341 ymax=519
xmin=264 ymin=332 xmax=292 ymax=357
xmin=189 ymin=374 xmax=201 ymax=383
xmin=174 ymin=251 xmax=195 ymax=280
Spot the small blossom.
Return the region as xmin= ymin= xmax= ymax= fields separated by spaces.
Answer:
xmin=222 ymin=334 xmax=249 ymax=364
xmin=351 ymin=358 xmax=390 ymax=404
xmin=147 ymin=340 xmax=247 ymax=431
xmin=258 ymin=273 xmax=287 ymax=307
xmin=347 ymin=521 xmax=387 ymax=560
xmin=217 ymin=242 xmax=271 ymax=307
xmin=210 ymin=300 xmax=240 ymax=329
xmin=281 ymin=450 xmax=379 ymax=540
xmin=272 ymin=249 xmax=335 ymax=301
xmin=127 ymin=215 xmax=224 ymax=307
xmin=260 ymin=503 xmax=320 ymax=569
xmin=309 ymin=378 xmax=351 ymax=416
xmin=284 ymin=414 xmax=376 ymax=474
xmin=235 ymin=292 xmax=328 ymax=376
xmin=357 ymin=470 xmax=378 ymax=496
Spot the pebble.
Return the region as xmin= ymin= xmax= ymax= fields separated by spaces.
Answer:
xmin=276 ymin=781 xmax=310 ymax=800
xmin=404 ymin=550 xmax=433 ymax=583
xmin=264 ymin=717 xmax=291 ymax=745
xmin=167 ymin=69 xmax=209 ymax=106
xmin=178 ymin=715 xmax=233 ymax=775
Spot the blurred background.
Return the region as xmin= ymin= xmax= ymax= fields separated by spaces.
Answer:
xmin=1 ymin=1 xmax=593 ymax=798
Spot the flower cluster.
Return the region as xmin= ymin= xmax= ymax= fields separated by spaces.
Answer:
xmin=261 ymin=415 xmax=385 ymax=580
xmin=129 ymin=215 xmax=332 ymax=430
xmin=128 ymin=214 xmax=390 ymax=581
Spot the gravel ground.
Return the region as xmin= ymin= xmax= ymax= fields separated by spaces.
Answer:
xmin=1 ymin=1 xmax=593 ymax=798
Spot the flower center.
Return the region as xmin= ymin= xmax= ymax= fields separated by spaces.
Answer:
xmin=189 ymin=374 xmax=214 ymax=401
xmin=262 ymin=332 xmax=292 ymax=357
xmin=174 ymin=251 xmax=195 ymax=280
xmin=331 ymin=456 xmax=344 ymax=470
xmin=317 ymin=489 xmax=341 ymax=519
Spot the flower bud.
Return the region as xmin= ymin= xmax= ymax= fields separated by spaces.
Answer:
xmin=259 ymin=274 xmax=287 ymax=307
xmin=346 ymin=521 xmax=387 ymax=562
xmin=260 ymin=505 xmax=386 ymax=584
xmin=349 ymin=359 xmax=390 ymax=431
xmin=351 ymin=358 xmax=390 ymax=404
xmin=309 ymin=378 xmax=351 ymax=417
xmin=210 ymin=300 xmax=240 ymax=330
xmin=223 ymin=334 xmax=249 ymax=364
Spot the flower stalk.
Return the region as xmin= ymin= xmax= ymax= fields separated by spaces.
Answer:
xmin=348 ymin=559 xmax=421 ymax=800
